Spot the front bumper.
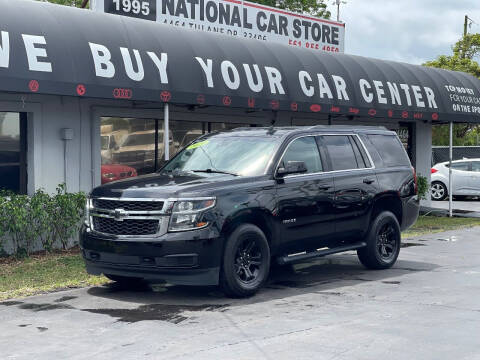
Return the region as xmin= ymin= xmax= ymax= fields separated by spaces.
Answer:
xmin=80 ymin=226 xmax=223 ymax=286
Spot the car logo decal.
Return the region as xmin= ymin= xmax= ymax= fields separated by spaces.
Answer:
xmin=114 ymin=208 xmax=127 ymax=222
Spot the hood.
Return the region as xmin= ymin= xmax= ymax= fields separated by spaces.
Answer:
xmin=90 ymin=172 xmax=259 ymax=198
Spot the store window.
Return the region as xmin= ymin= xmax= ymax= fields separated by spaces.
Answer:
xmin=100 ymin=117 xmax=260 ymax=183
xmin=210 ymin=122 xmax=250 ymax=132
xmin=168 ymin=120 xmax=205 ymax=162
xmin=0 ymin=112 xmax=27 ymax=193
xmin=100 ymin=117 xmax=163 ymax=183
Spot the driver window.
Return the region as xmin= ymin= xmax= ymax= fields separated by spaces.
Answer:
xmin=280 ymin=136 xmax=323 ymax=174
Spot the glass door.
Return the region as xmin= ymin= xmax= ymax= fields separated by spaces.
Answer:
xmin=0 ymin=112 xmax=27 ymax=193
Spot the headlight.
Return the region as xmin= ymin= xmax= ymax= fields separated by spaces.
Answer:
xmin=84 ymin=197 xmax=92 ymax=227
xmin=168 ymin=198 xmax=216 ymax=232
xmin=102 ymin=172 xmax=116 ymax=179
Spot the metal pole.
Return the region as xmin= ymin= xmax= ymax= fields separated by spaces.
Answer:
xmin=336 ymin=0 xmax=340 ymax=22
xmin=164 ymin=103 xmax=170 ymax=162
xmin=449 ymin=121 xmax=453 ymax=217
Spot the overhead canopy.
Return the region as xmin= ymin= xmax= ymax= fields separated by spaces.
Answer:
xmin=1 ymin=0 xmax=480 ymax=122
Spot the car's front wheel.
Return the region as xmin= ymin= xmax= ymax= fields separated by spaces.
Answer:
xmin=220 ymin=224 xmax=270 ymax=298
xmin=431 ymin=181 xmax=448 ymax=201
xmin=357 ymin=211 xmax=401 ymax=270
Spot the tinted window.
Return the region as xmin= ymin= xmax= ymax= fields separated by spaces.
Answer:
xmin=450 ymin=162 xmax=470 ymax=171
xmin=322 ymin=135 xmax=359 ymax=171
xmin=163 ymin=135 xmax=280 ymax=176
xmin=281 ymin=136 xmax=323 ymax=174
xmin=472 ymin=162 xmax=480 ymax=172
xmin=367 ymin=134 xmax=410 ymax=167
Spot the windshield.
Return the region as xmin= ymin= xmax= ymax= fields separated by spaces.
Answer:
xmin=162 ymin=135 xmax=280 ymax=176
xmin=101 ymin=136 xmax=109 ymax=150
xmin=123 ymin=133 xmax=155 ymax=146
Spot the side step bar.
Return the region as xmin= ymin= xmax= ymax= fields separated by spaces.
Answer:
xmin=277 ymin=242 xmax=367 ymax=265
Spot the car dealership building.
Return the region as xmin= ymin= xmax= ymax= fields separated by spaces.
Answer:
xmin=1 ymin=0 xmax=480 ymax=196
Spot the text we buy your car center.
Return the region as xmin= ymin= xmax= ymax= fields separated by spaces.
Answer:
xmin=0 ymin=0 xmax=479 ymax=196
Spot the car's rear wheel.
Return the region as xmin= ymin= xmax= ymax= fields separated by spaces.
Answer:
xmin=357 ymin=211 xmax=401 ymax=270
xmin=220 ymin=224 xmax=270 ymax=298
xmin=431 ymin=181 xmax=447 ymax=201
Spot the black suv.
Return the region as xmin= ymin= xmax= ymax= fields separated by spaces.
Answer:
xmin=81 ymin=126 xmax=419 ymax=297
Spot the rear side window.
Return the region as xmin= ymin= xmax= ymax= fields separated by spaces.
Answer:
xmin=322 ymin=135 xmax=363 ymax=171
xmin=471 ymin=162 xmax=480 ymax=172
xmin=449 ymin=162 xmax=470 ymax=171
xmin=367 ymin=134 xmax=410 ymax=167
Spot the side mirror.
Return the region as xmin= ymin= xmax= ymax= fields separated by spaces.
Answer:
xmin=276 ymin=161 xmax=308 ymax=177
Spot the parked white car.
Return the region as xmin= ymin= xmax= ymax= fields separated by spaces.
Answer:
xmin=431 ymin=159 xmax=480 ymax=200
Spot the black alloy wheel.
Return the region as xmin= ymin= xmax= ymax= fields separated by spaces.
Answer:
xmin=357 ymin=211 xmax=401 ymax=270
xmin=234 ymin=238 xmax=263 ymax=284
xmin=376 ymin=222 xmax=399 ymax=261
xmin=220 ymin=224 xmax=270 ymax=298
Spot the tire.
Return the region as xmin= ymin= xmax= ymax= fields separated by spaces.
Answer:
xmin=431 ymin=181 xmax=447 ymax=201
xmin=220 ymin=224 xmax=270 ymax=298
xmin=357 ymin=211 xmax=401 ymax=270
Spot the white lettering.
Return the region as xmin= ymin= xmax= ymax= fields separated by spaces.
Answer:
xmin=120 ymin=48 xmax=144 ymax=82
xmin=359 ymin=79 xmax=373 ymax=103
xmin=424 ymin=87 xmax=438 ymax=109
xmin=298 ymin=71 xmax=314 ymax=97
xmin=195 ymin=57 xmax=213 ymax=88
xmin=0 ymin=31 xmax=9 ymax=68
xmin=89 ymin=42 xmax=115 ymax=78
xmin=317 ymin=74 xmax=333 ymax=99
xmin=332 ymin=75 xmax=349 ymax=100
xmin=411 ymin=85 xmax=425 ymax=107
xmin=264 ymin=66 xmax=285 ymax=95
xmin=387 ymin=82 xmax=401 ymax=105
xmin=221 ymin=60 xmax=240 ymax=90
xmin=373 ymin=80 xmax=387 ymax=104
xmin=22 ymin=34 xmax=52 ymax=73
xmin=146 ymin=52 xmax=169 ymax=84
xmin=243 ymin=64 xmax=263 ymax=92
xmin=400 ymin=84 xmax=412 ymax=106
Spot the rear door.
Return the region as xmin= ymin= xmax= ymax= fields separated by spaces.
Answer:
xmin=449 ymin=161 xmax=472 ymax=194
xmin=468 ymin=161 xmax=480 ymax=194
xmin=319 ymin=134 xmax=378 ymax=242
xmin=275 ymin=135 xmax=336 ymax=253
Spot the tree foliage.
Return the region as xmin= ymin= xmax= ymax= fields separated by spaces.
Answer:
xmin=253 ymin=0 xmax=331 ymax=18
xmin=40 ymin=0 xmax=88 ymax=8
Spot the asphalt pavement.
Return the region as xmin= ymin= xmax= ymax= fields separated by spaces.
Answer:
xmin=1 ymin=227 xmax=480 ymax=360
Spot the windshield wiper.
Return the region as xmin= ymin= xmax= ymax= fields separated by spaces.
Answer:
xmin=192 ymin=169 xmax=239 ymax=177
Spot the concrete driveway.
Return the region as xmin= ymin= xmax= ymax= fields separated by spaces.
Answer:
xmin=1 ymin=228 xmax=480 ymax=360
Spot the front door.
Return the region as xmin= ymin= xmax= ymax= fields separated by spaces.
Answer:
xmin=275 ymin=136 xmax=336 ymax=254
xmin=320 ymin=134 xmax=378 ymax=242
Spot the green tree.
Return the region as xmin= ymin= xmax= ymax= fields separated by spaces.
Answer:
xmin=424 ymin=34 xmax=480 ymax=146
xmin=40 ymin=0 xmax=89 ymax=8
xmin=253 ymin=0 xmax=331 ymax=18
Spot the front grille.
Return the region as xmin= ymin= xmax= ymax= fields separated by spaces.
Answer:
xmin=93 ymin=217 xmax=159 ymax=236
xmin=92 ymin=199 xmax=164 ymax=211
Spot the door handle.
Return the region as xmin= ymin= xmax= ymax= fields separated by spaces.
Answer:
xmin=318 ymin=186 xmax=331 ymax=190
xmin=363 ymin=178 xmax=375 ymax=184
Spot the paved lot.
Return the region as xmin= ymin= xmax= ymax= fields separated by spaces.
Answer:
xmin=1 ymin=228 xmax=480 ymax=360
xmin=421 ymin=199 xmax=480 ymax=215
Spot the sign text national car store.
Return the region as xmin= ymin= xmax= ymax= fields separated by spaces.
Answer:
xmin=92 ymin=0 xmax=345 ymax=53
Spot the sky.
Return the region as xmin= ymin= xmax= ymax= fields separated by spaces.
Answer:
xmin=332 ymin=0 xmax=480 ymax=65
